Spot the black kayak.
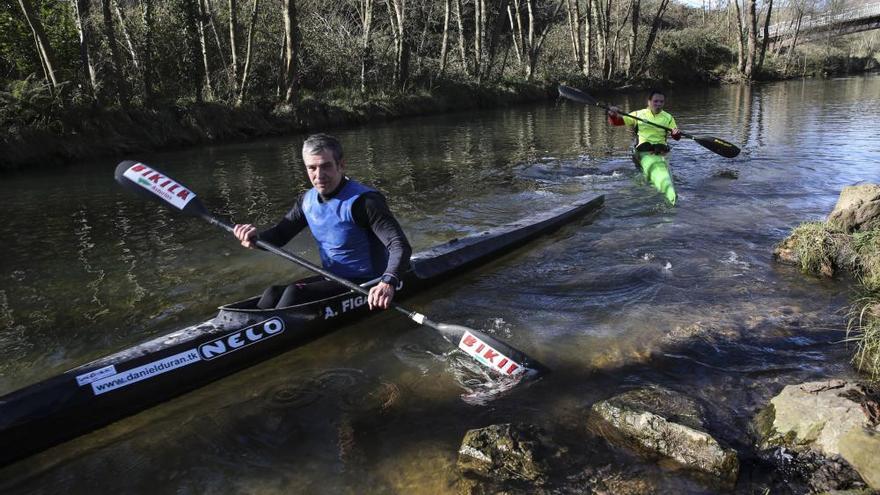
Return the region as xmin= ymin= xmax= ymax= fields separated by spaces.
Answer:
xmin=0 ymin=194 xmax=603 ymax=467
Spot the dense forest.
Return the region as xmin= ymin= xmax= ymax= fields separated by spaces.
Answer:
xmin=1 ymin=0 xmax=878 ymax=167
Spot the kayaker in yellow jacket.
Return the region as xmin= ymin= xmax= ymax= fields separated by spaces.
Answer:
xmin=607 ymin=90 xmax=682 ymax=205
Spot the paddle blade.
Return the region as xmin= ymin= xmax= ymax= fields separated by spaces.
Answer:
xmin=435 ymin=322 xmax=549 ymax=377
xmin=114 ymin=160 xmax=210 ymax=217
xmin=692 ymin=136 xmax=741 ymax=158
xmin=558 ymin=85 xmax=600 ymax=107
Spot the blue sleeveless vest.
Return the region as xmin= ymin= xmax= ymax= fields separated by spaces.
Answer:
xmin=302 ymin=180 xmax=388 ymax=279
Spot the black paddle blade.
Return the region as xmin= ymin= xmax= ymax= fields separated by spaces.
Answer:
xmin=436 ymin=323 xmax=549 ymax=377
xmin=558 ymin=85 xmax=600 ymax=107
xmin=692 ymin=136 xmax=741 ymax=158
xmin=114 ymin=160 xmax=210 ymax=217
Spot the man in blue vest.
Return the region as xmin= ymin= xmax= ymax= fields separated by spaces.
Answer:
xmin=233 ymin=133 xmax=412 ymax=310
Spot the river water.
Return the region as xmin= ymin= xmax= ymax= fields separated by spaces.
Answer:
xmin=1 ymin=75 xmax=879 ymax=493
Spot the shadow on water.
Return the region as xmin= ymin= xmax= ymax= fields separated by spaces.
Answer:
xmin=1 ymin=75 xmax=879 ymax=493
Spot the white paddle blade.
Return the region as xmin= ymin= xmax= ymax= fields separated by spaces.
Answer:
xmin=436 ymin=323 xmax=529 ymax=377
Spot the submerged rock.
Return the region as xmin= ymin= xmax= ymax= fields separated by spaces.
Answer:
xmin=827 ymin=184 xmax=880 ymax=233
xmin=456 ymin=423 xmax=554 ymax=483
xmin=760 ymin=380 xmax=865 ymax=454
xmin=758 ymin=379 xmax=880 ymax=490
xmin=589 ymin=386 xmax=739 ymax=484
xmin=713 ymin=168 xmax=739 ymax=179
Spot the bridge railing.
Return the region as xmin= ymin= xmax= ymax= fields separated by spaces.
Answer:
xmin=764 ymin=2 xmax=880 ymax=38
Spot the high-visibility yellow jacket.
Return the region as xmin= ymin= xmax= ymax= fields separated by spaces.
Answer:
xmin=618 ymin=108 xmax=678 ymax=146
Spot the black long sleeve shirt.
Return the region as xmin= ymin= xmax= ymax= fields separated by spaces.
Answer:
xmin=258 ymin=178 xmax=411 ymax=279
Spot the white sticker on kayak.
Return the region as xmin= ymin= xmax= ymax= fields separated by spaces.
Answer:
xmin=75 ymin=365 xmax=117 ymax=386
xmin=123 ymin=162 xmax=196 ymax=210
xmin=458 ymin=331 xmax=524 ymax=376
xmin=91 ymin=349 xmax=201 ymax=395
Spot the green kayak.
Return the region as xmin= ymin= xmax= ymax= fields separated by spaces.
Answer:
xmin=632 ymin=150 xmax=676 ymax=205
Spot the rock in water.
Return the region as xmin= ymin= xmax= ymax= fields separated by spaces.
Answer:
xmin=590 ymin=386 xmax=739 ymax=484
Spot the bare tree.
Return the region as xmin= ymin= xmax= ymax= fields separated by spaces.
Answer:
xmin=281 ymin=0 xmax=298 ymax=103
xmin=113 ymin=0 xmax=140 ymax=71
xmin=757 ymin=0 xmax=772 ymax=70
xmin=630 ymin=0 xmax=669 ymax=79
xmin=360 ymin=0 xmax=374 ymax=91
xmin=453 ymin=0 xmax=470 ymax=75
xmin=141 ymin=0 xmax=155 ymax=104
xmin=229 ymin=0 xmax=240 ymax=95
xmin=386 ymin=0 xmax=409 ymax=88
xmin=71 ymin=0 xmax=99 ymax=102
xmin=101 ymin=0 xmax=129 ymax=103
xmin=439 ymin=0 xmax=451 ymax=74
xmin=744 ymin=0 xmax=757 ymax=78
xmin=733 ymin=0 xmax=745 ymax=72
xmin=236 ymin=0 xmax=259 ymax=104
xmin=474 ymin=0 xmax=486 ymax=82
xmin=625 ymin=0 xmax=639 ymax=77
xmin=564 ymin=0 xmax=582 ymax=70
xmin=17 ymin=0 xmax=59 ymax=90
xmin=195 ymin=0 xmax=215 ymax=100
xmin=508 ymin=0 xmax=564 ymax=80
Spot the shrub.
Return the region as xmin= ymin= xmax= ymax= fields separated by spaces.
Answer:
xmin=644 ymin=27 xmax=734 ymax=83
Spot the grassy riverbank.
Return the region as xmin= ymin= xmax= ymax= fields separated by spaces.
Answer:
xmin=777 ymin=222 xmax=880 ymax=380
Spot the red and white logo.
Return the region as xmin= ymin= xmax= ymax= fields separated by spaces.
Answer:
xmin=458 ymin=331 xmax=524 ymax=376
xmin=124 ymin=162 xmax=196 ymax=210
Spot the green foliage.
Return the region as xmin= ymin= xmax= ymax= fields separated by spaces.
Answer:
xmin=645 ymin=27 xmax=734 ymax=83
xmin=0 ymin=74 xmax=62 ymax=130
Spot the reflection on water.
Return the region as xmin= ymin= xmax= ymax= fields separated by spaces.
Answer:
xmin=1 ymin=75 xmax=879 ymax=493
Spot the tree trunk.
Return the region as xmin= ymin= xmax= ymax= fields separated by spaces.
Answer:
xmin=630 ymin=0 xmax=668 ymax=79
xmin=474 ymin=0 xmax=485 ymax=82
xmin=733 ymin=0 xmax=745 ymax=73
xmin=783 ymin=11 xmax=802 ymax=74
xmin=584 ymin=0 xmax=593 ymax=76
xmin=281 ymin=0 xmax=298 ymax=103
xmin=229 ymin=0 xmax=239 ymax=95
xmin=453 ymin=0 xmax=469 ymax=75
xmin=525 ymin=0 xmax=564 ymax=80
xmin=184 ymin=0 xmax=205 ymax=101
xmin=205 ymin=0 xmax=227 ymax=69
xmin=236 ymin=0 xmax=259 ymax=104
xmin=757 ymin=0 xmax=772 ymax=70
xmin=360 ymin=0 xmax=374 ymax=92
xmin=195 ymin=0 xmax=214 ymax=100
xmin=564 ymin=0 xmax=582 ymax=68
xmin=141 ymin=0 xmax=154 ymax=104
xmin=17 ymin=0 xmax=59 ymax=90
xmin=113 ymin=0 xmax=139 ymax=70
xmin=744 ymin=0 xmax=756 ymax=78
xmin=386 ymin=0 xmax=408 ymax=88
xmin=625 ymin=0 xmax=639 ymax=77
xmin=507 ymin=3 xmax=522 ymax=66
xmin=72 ymin=0 xmax=99 ymax=102
xmin=101 ymin=0 xmax=129 ymax=104
xmin=439 ymin=0 xmax=450 ymax=74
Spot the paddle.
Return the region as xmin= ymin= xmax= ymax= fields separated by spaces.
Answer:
xmin=558 ymin=85 xmax=741 ymax=158
xmin=114 ymin=160 xmax=546 ymax=378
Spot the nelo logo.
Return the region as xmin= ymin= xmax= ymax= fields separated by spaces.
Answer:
xmin=199 ymin=318 xmax=285 ymax=360
xmin=458 ymin=331 xmax=524 ymax=376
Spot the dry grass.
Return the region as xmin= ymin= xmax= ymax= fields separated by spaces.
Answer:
xmin=847 ymin=299 xmax=880 ymax=382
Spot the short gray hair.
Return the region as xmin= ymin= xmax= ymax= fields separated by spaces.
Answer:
xmin=302 ymin=133 xmax=343 ymax=162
